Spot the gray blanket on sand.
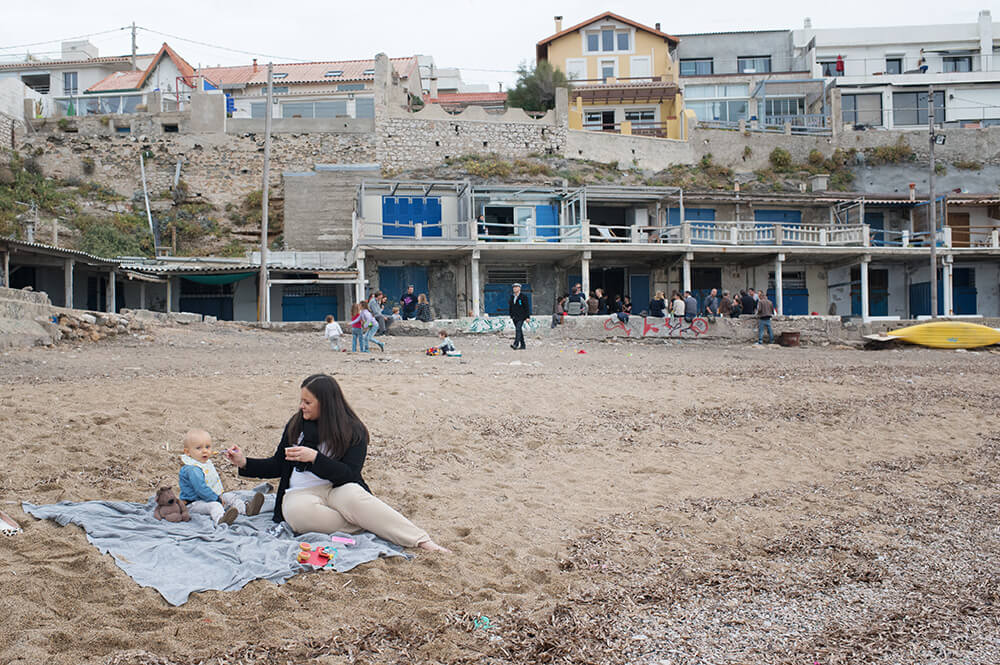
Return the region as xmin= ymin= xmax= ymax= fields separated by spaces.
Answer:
xmin=23 ymin=488 xmax=408 ymax=606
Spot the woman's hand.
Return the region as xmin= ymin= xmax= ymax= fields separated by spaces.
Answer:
xmin=284 ymin=446 xmax=318 ymax=464
xmin=224 ymin=445 xmax=247 ymax=469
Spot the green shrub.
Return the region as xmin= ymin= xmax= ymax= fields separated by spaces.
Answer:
xmin=807 ymin=149 xmax=824 ymax=166
xmin=81 ymin=156 xmax=95 ymax=175
xmin=952 ymin=159 xmax=982 ymax=171
xmin=934 ymin=162 xmax=947 ymax=175
xmin=865 ymin=137 xmax=914 ymax=165
xmin=742 ymin=146 xmax=753 ymax=160
xmin=74 ymin=213 xmax=151 ymax=258
xmin=769 ymin=147 xmax=793 ymax=171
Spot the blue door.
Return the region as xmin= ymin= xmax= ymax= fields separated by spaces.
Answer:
xmin=281 ymin=293 xmax=338 ymax=322
xmin=850 ymin=268 xmax=888 ymax=316
xmin=767 ymin=288 xmax=809 ymax=315
xmin=909 ymin=270 xmax=976 ymax=317
xmin=535 ymin=204 xmax=559 ymax=241
xmin=484 ymin=284 xmax=531 ymax=316
xmin=378 ymin=266 xmax=429 ymax=305
xmin=629 ymin=274 xmax=650 ymax=314
xmin=953 ymin=268 xmax=977 ymax=315
xmin=865 ymin=212 xmax=884 ymax=246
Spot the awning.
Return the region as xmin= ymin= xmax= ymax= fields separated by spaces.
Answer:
xmin=181 ymin=272 xmax=256 ymax=285
xmin=574 ymin=82 xmax=678 ymax=105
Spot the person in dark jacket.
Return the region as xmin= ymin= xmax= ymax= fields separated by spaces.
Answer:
xmin=508 ymin=283 xmax=530 ymax=350
xmin=225 ymin=374 xmax=449 ymax=551
xmin=740 ymin=289 xmax=756 ymax=317
xmin=649 ymin=291 xmax=667 ymax=318
xmin=400 ymin=286 xmax=417 ymax=320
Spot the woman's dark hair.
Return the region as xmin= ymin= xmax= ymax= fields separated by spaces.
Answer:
xmin=288 ymin=374 xmax=367 ymax=459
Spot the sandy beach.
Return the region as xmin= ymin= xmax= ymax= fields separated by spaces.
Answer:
xmin=0 ymin=325 xmax=997 ymax=665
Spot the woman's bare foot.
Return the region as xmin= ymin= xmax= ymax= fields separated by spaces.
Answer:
xmin=418 ymin=540 xmax=451 ymax=553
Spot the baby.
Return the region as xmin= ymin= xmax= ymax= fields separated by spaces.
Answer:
xmin=178 ymin=429 xmax=264 ymax=526
xmin=324 ymin=314 xmax=343 ymax=351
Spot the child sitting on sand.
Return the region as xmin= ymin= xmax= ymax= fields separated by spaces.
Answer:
xmin=324 ymin=315 xmax=343 ymax=351
xmin=178 ymin=429 xmax=265 ymax=526
xmin=437 ymin=329 xmax=455 ymax=354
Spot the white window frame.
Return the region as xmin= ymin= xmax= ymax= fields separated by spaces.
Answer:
xmin=598 ymin=58 xmax=618 ymax=82
xmin=62 ymin=71 xmax=78 ymax=96
xmin=629 ymin=56 xmax=652 ymax=82
xmin=565 ymin=58 xmax=587 ymax=82
xmin=582 ymin=25 xmax=634 ymax=55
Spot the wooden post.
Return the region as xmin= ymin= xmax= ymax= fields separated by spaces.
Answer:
xmin=64 ymin=258 xmax=74 ymax=309
xmin=1 ymin=250 xmax=8 ymax=289
xmin=166 ymin=277 xmax=172 ymax=313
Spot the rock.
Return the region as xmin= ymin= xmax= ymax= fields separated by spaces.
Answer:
xmin=79 ymin=313 xmax=97 ymax=325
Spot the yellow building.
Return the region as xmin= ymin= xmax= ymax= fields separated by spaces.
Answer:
xmin=536 ymin=12 xmax=693 ymax=140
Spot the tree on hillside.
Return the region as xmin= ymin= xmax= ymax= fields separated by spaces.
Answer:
xmin=506 ymin=61 xmax=568 ymax=113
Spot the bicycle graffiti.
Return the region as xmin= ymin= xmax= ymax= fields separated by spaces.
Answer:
xmin=466 ymin=317 xmax=541 ymax=334
xmin=604 ymin=315 xmax=709 ymax=338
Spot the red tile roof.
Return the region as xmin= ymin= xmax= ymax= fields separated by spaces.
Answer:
xmin=86 ymin=43 xmax=195 ymax=93
xmin=197 ymin=57 xmax=419 ymax=88
xmin=537 ymin=12 xmax=679 ymax=61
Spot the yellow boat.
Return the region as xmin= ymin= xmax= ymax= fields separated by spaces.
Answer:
xmin=886 ymin=321 xmax=1000 ymax=349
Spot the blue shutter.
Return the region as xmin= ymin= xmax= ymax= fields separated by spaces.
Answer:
xmin=535 ymin=204 xmax=559 ymax=241
xmin=423 ymin=197 xmax=443 ymax=237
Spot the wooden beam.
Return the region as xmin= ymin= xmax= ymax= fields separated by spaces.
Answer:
xmin=64 ymin=259 xmax=74 ymax=309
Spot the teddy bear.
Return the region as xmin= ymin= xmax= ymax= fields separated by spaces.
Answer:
xmin=153 ymin=486 xmax=191 ymax=522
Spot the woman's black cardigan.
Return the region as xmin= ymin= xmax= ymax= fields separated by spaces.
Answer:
xmin=239 ymin=418 xmax=370 ymax=523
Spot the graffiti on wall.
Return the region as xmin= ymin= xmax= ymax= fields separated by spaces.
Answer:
xmin=603 ymin=315 xmax=710 ymax=338
xmin=467 ymin=316 xmax=541 ymax=334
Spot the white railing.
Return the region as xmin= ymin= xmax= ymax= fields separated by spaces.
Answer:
xmin=356 ymin=217 xmax=986 ymax=249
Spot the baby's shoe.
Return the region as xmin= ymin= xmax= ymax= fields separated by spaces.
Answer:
xmin=218 ymin=506 xmax=239 ymax=526
xmin=246 ymin=492 xmax=265 ymax=517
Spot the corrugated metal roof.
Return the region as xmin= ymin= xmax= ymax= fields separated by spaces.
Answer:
xmin=0 ymin=237 xmax=119 ymax=265
xmin=196 ymin=57 xmax=418 ymax=88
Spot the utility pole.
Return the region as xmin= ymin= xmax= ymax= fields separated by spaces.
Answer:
xmin=928 ymin=86 xmax=938 ymax=319
xmin=258 ymin=63 xmax=273 ymax=322
xmin=131 ymin=22 xmax=137 ymax=70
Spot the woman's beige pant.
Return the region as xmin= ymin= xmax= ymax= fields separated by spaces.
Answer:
xmin=282 ymin=482 xmax=429 ymax=547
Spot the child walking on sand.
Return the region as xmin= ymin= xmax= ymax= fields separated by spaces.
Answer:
xmin=324 ymin=315 xmax=343 ymax=351
xmin=178 ymin=429 xmax=265 ymax=526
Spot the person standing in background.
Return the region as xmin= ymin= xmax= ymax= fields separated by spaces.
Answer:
xmin=509 ymin=283 xmax=530 ymax=350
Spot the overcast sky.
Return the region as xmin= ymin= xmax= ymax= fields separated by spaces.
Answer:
xmin=1 ymin=0 xmax=992 ymax=89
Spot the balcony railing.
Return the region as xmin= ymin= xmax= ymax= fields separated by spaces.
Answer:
xmin=581 ymin=120 xmax=671 ymax=138
xmin=356 ymin=216 xmax=1000 ymax=249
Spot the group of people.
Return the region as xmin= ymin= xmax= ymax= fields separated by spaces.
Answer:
xmin=178 ymin=374 xmax=449 ymax=553
xmin=322 ymin=287 xmax=439 ymax=353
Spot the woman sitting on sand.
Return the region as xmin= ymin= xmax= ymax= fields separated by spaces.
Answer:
xmin=224 ymin=374 xmax=449 ymax=552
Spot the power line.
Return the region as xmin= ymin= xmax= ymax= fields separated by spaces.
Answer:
xmin=0 ymin=27 xmax=128 ymax=51
xmin=136 ymin=26 xmax=313 ymax=63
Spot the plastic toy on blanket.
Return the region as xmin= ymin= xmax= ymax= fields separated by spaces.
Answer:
xmin=297 ymin=542 xmax=337 ymax=568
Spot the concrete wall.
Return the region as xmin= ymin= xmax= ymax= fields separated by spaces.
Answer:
xmin=284 ymin=166 xmax=379 ymax=251
xmin=227 ymin=117 xmax=374 ymax=134
xmin=566 ymin=128 xmax=693 ymax=169
xmin=675 ymin=31 xmax=803 ymax=74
